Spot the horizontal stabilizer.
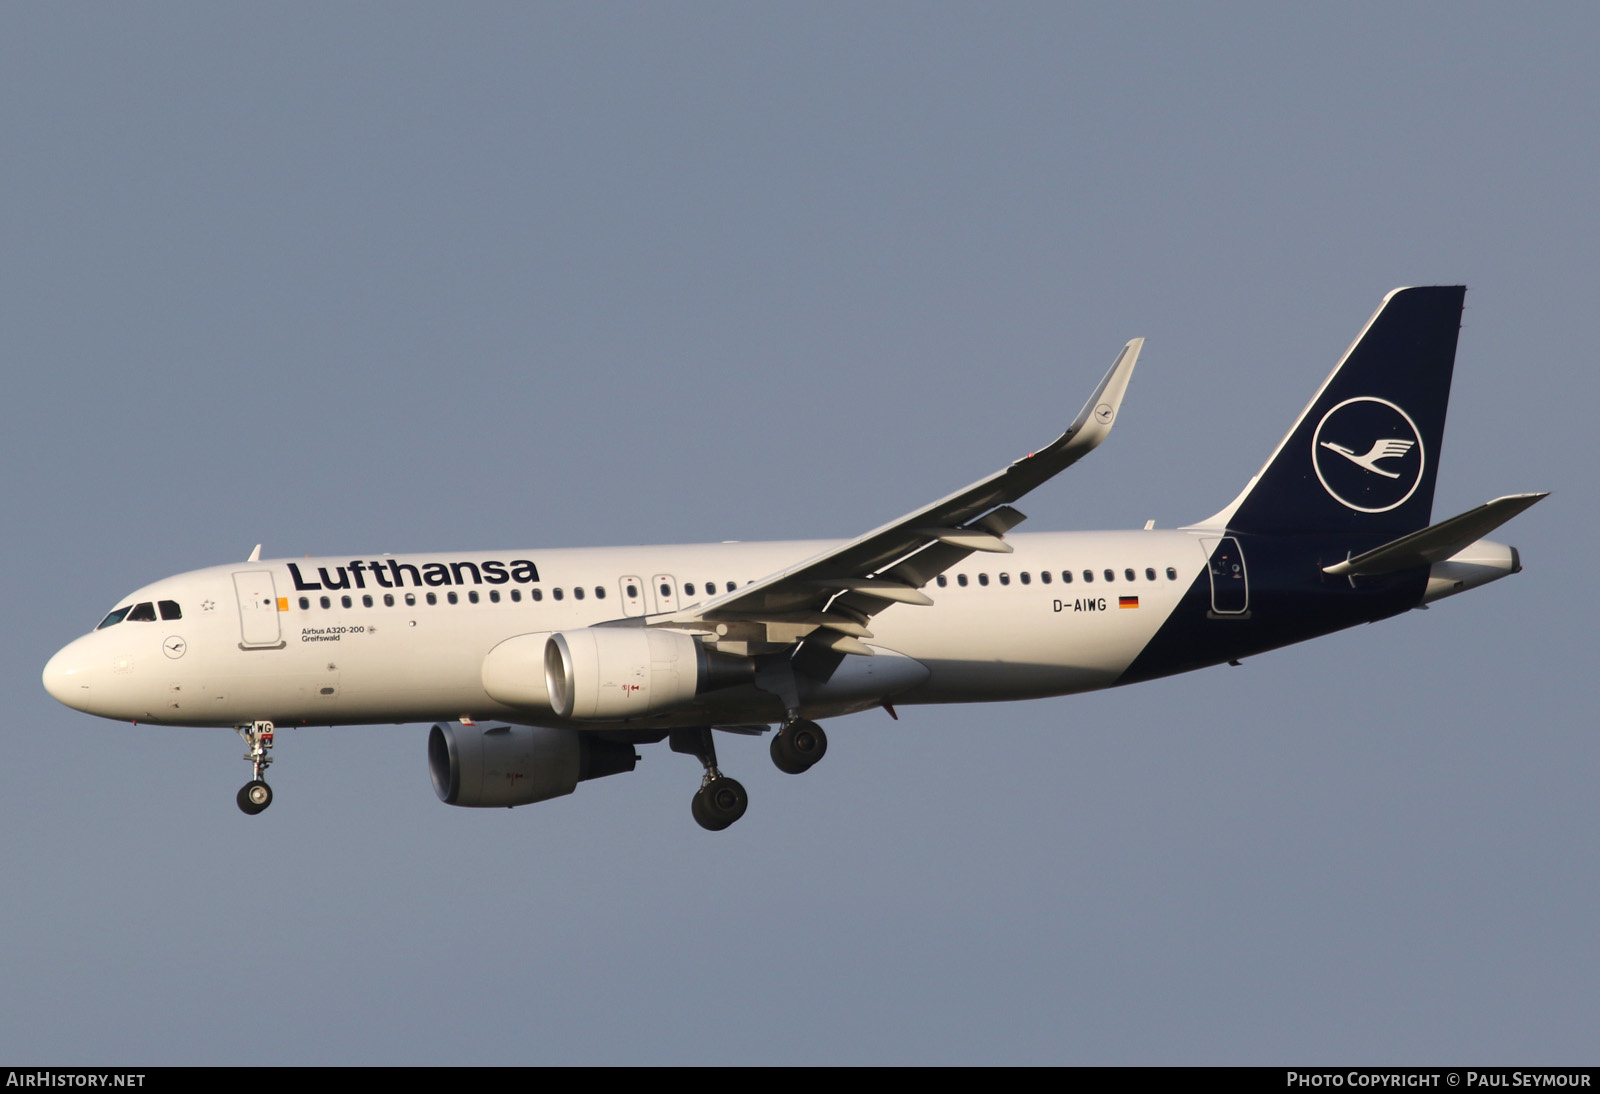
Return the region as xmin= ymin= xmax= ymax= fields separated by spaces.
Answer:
xmin=1322 ymin=493 xmax=1547 ymax=576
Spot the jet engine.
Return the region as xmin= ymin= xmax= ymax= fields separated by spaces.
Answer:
xmin=544 ymin=627 xmax=753 ymax=721
xmin=428 ymin=721 xmax=636 ymax=808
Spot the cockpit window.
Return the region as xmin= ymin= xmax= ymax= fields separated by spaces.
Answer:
xmin=158 ymin=600 xmax=182 ymax=621
xmin=97 ymin=606 xmax=132 ymax=630
xmin=126 ymin=602 xmax=158 ymax=622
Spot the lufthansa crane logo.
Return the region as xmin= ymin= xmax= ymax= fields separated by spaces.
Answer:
xmin=1311 ymin=396 xmax=1425 ymax=513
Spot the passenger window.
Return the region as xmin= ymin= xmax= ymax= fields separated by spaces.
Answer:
xmin=298 ymin=597 xmax=310 ymax=611
xmin=384 ymin=594 xmax=395 ymax=607
xmin=1125 ymin=568 xmax=1136 ymax=582
xmin=426 ymin=592 xmax=437 ymax=606
xmin=936 ymin=575 xmax=948 ymax=588
xmin=489 ymin=590 xmax=500 ymax=603
xmin=1166 ymin=567 xmax=1178 ymax=580
xmin=626 ymin=584 xmax=638 ymax=598
xmin=405 ymin=593 xmax=416 ymax=606
xmin=999 ymin=573 xmax=1010 ymax=586
xmin=1020 ymin=572 xmax=1031 ymax=585
xmin=510 ymin=589 xmax=521 ymax=602
xmin=158 ymin=600 xmax=182 ymax=621
xmin=595 ymin=587 xmax=605 ymax=599
xmin=726 ymin=582 xmax=737 ymax=593
xmin=957 ymin=574 xmax=968 ymax=587
xmin=1040 ymin=571 xmax=1051 ymax=585
xmin=554 ymin=588 xmax=564 ymax=601
xmin=1104 ymin=569 xmax=1115 ymax=582
xmin=978 ymin=574 xmax=989 ymax=587
xmin=97 ymin=606 xmax=132 ymax=629
xmin=1145 ymin=568 xmax=1156 ymax=581
xmin=320 ymin=596 xmax=331 ymax=609
xmin=658 ymin=583 xmax=670 ymax=598
xmin=362 ymin=594 xmax=373 ymax=608
xmin=128 ymin=602 xmax=157 ymax=622
xmin=574 ymin=587 xmax=585 ymax=600
xmin=447 ymin=592 xmax=458 ymax=605
xmin=342 ymin=595 xmax=353 ymax=609
xmin=531 ymin=589 xmax=543 ymax=602
xmin=1062 ymin=571 xmax=1073 ymax=584
xmin=1083 ymin=570 xmax=1094 ymax=583
xmin=684 ymin=583 xmax=696 ymax=596
xmin=468 ymin=591 xmax=479 ymax=604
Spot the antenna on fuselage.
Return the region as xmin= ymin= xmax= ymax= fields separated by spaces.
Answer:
xmin=247 ymin=544 xmax=262 ymax=562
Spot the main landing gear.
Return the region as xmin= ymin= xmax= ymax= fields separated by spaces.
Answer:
xmin=234 ymin=720 xmax=276 ymax=816
xmin=770 ymin=718 xmax=828 ymax=775
xmin=668 ymin=717 xmax=830 ymax=831
xmin=671 ymin=727 xmax=748 ymax=832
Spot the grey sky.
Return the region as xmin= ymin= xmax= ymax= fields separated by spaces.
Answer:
xmin=2 ymin=5 xmax=1593 ymax=1064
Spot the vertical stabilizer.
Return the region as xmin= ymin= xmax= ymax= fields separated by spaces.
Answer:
xmin=1219 ymin=286 xmax=1465 ymax=536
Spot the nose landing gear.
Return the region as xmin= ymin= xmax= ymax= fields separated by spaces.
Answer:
xmin=234 ymin=720 xmax=276 ymax=815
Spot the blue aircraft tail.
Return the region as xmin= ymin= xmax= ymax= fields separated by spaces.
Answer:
xmin=1219 ymin=285 xmax=1466 ymax=537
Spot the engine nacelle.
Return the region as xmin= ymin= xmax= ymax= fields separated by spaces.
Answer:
xmin=544 ymin=627 xmax=753 ymax=722
xmin=481 ymin=631 xmax=557 ymax=711
xmin=428 ymin=722 xmax=636 ymax=808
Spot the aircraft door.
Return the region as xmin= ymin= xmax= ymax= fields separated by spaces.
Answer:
xmin=619 ymin=575 xmax=646 ymax=618
xmin=650 ymin=574 xmax=680 ymax=615
xmin=233 ymin=571 xmax=285 ymax=648
xmin=1199 ymin=537 xmax=1249 ymax=615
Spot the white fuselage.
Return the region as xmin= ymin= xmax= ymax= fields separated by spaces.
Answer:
xmin=42 ymin=529 xmax=1214 ymax=731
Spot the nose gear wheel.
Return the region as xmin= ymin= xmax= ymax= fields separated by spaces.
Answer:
xmin=237 ymin=779 xmax=273 ymax=815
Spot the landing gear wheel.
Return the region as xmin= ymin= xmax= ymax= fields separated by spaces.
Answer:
xmin=237 ymin=779 xmax=273 ymax=816
xmin=770 ymin=735 xmax=807 ymax=775
xmin=771 ymin=719 xmax=828 ymax=774
xmin=692 ymin=777 xmax=748 ymax=831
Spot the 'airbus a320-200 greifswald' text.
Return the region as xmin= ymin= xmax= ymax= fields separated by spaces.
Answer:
xmin=44 ymin=287 xmax=1544 ymax=830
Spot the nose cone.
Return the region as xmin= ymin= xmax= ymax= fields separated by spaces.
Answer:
xmin=43 ymin=637 xmax=94 ymax=712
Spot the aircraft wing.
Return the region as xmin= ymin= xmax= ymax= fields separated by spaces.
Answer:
xmin=663 ymin=338 xmax=1142 ymax=657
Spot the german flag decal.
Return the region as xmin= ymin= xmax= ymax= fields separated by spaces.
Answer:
xmin=1118 ymin=595 xmax=1139 ymax=609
